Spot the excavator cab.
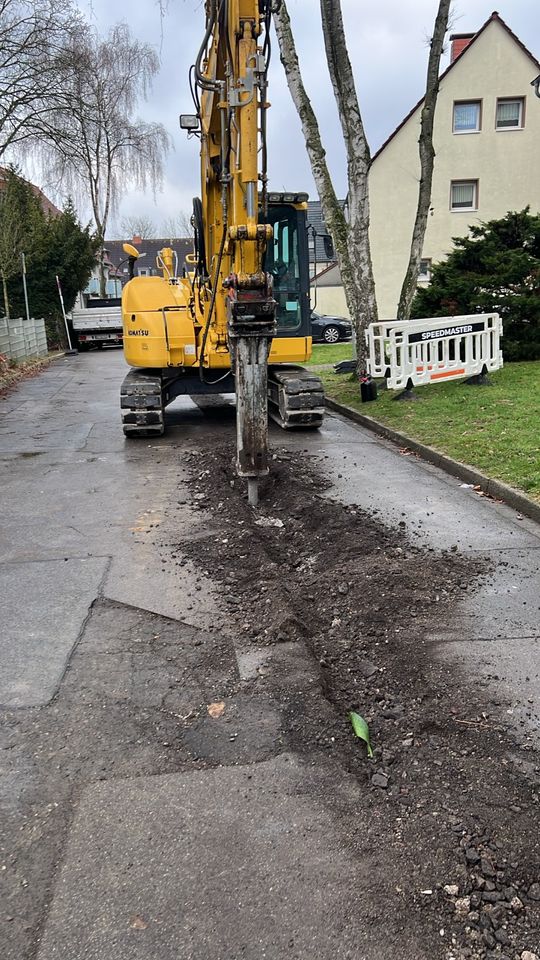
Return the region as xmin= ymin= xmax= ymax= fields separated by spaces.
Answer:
xmin=262 ymin=194 xmax=324 ymax=433
xmin=263 ymin=194 xmax=311 ymax=341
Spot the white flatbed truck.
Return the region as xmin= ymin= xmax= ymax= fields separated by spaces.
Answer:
xmin=70 ymin=298 xmax=123 ymax=350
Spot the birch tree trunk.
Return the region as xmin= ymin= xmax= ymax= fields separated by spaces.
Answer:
xmin=319 ymin=0 xmax=377 ymax=369
xmin=2 ymin=273 xmax=10 ymax=319
xmin=273 ymin=0 xmax=377 ymax=373
xmin=97 ymin=240 xmax=107 ymax=299
xmin=397 ymin=0 xmax=452 ymax=321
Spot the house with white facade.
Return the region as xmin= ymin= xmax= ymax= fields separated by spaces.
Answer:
xmin=311 ymin=261 xmax=349 ymax=318
xmin=369 ymin=11 xmax=540 ymax=319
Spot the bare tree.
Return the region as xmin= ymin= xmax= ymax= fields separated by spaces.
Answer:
xmin=397 ymin=0 xmax=452 ymax=321
xmin=120 ymin=215 xmax=157 ymax=239
xmin=162 ymin=211 xmax=193 ymax=240
xmin=273 ymin=0 xmax=377 ymax=372
xmin=275 ymin=0 xmax=456 ymax=375
xmin=0 ymin=0 xmax=80 ymax=159
xmin=36 ymin=22 xmax=170 ymax=295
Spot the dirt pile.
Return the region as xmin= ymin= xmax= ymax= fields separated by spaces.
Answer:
xmin=178 ymin=442 xmax=540 ymax=960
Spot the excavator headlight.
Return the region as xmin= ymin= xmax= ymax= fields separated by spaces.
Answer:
xmin=267 ymin=191 xmax=309 ymax=205
xmin=180 ymin=114 xmax=199 ymax=131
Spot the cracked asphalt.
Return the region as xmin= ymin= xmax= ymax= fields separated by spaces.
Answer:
xmin=1 ymin=350 xmax=539 ymax=960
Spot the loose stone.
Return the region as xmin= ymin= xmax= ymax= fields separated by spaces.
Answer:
xmin=444 ymin=884 xmax=460 ymax=897
xmin=482 ymin=891 xmax=502 ymax=903
xmin=455 ymin=897 xmax=471 ymax=916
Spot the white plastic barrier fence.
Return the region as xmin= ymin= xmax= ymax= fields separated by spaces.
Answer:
xmin=366 ymin=314 xmax=503 ymax=390
xmin=0 ymin=317 xmax=48 ymax=361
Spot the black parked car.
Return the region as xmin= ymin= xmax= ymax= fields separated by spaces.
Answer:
xmin=310 ymin=311 xmax=352 ymax=344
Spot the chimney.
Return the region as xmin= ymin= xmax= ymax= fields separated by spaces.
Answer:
xmin=132 ymin=234 xmax=142 ymax=246
xmin=450 ymin=33 xmax=475 ymax=63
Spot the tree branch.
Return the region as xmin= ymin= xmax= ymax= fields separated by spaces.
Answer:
xmin=397 ymin=0 xmax=452 ymax=321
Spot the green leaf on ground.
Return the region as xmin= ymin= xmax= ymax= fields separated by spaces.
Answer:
xmin=349 ymin=711 xmax=373 ymax=757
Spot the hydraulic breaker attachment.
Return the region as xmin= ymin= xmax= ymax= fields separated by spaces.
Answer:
xmin=226 ymin=273 xmax=276 ymax=506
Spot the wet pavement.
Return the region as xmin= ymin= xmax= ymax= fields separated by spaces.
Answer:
xmin=1 ymin=349 xmax=539 ymax=959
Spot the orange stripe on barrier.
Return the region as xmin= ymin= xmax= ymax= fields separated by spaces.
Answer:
xmin=430 ymin=368 xmax=466 ymax=381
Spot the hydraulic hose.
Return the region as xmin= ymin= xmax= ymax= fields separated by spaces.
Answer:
xmin=199 ymin=222 xmax=229 ymax=385
xmin=195 ymin=0 xmax=226 ymax=92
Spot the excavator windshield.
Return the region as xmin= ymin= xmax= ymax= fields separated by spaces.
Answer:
xmin=263 ymin=203 xmax=310 ymax=337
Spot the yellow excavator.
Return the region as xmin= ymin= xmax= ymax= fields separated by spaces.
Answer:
xmin=120 ymin=0 xmax=324 ymax=503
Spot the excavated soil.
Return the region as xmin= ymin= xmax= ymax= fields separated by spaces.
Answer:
xmin=176 ymin=442 xmax=540 ymax=960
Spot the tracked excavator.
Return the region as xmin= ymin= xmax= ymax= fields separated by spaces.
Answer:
xmin=119 ymin=0 xmax=324 ymax=504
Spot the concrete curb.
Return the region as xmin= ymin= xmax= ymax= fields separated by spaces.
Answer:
xmin=49 ymin=351 xmax=70 ymax=361
xmin=325 ymin=397 xmax=540 ymax=526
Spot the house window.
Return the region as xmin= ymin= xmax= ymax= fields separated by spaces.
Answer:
xmin=453 ymin=101 xmax=481 ymax=133
xmin=496 ymin=98 xmax=524 ymax=129
xmin=450 ymin=180 xmax=478 ymax=211
xmin=418 ymin=258 xmax=432 ymax=281
xmin=138 ymin=267 xmax=151 ymax=276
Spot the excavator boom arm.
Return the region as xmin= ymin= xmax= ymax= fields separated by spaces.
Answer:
xmin=193 ymin=0 xmax=276 ymax=501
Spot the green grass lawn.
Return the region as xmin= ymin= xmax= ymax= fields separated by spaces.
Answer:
xmin=320 ymin=362 xmax=540 ymax=502
xmin=306 ymin=343 xmax=354 ymax=366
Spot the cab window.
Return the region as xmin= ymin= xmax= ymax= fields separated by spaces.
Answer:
xmin=264 ymin=208 xmax=301 ymax=330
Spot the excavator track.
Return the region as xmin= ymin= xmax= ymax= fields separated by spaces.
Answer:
xmin=120 ymin=369 xmax=165 ymax=438
xmin=120 ymin=365 xmax=324 ymax=437
xmin=267 ymin=367 xmax=325 ymax=429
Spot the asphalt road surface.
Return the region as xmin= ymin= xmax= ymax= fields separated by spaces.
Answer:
xmin=1 ymin=350 xmax=539 ymax=960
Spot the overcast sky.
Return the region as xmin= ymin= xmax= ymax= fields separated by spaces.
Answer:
xmin=69 ymin=1 xmax=538 ymax=236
